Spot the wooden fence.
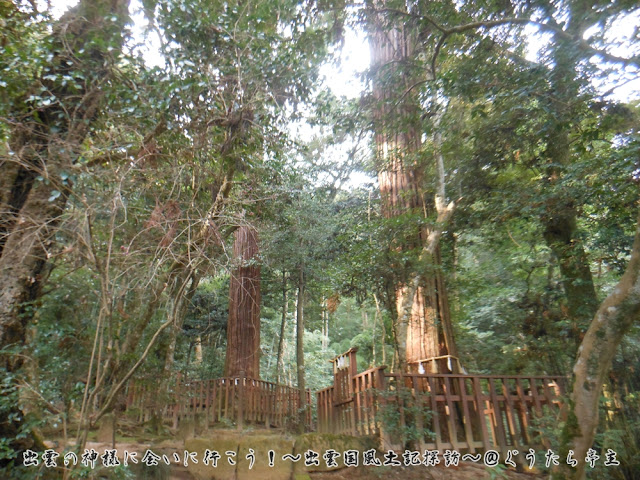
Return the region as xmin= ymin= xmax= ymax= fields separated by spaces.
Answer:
xmin=317 ymin=365 xmax=567 ymax=454
xmin=125 ymin=354 xmax=566 ymax=450
xmin=126 ymin=376 xmax=312 ymax=430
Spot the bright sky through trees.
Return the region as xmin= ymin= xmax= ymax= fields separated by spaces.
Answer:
xmin=46 ymin=0 xmax=638 ymax=195
xmin=47 ymin=0 xmax=638 ymax=103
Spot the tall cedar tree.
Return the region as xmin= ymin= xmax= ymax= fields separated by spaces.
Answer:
xmin=367 ymin=2 xmax=458 ymax=372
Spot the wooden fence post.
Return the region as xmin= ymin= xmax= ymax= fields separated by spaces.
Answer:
xmin=237 ymin=374 xmax=244 ymax=431
xmin=375 ymin=366 xmax=392 ymax=449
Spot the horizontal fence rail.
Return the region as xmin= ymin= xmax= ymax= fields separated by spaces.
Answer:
xmin=317 ymin=367 xmax=567 ymax=455
xmin=126 ymin=376 xmax=312 ymax=430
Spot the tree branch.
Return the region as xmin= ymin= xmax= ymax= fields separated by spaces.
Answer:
xmin=411 ymin=13 xmax=640 ymax=72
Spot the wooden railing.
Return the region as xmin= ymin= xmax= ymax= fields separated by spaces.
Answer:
xmin=126 ymin=376 xmax=312 ymax=430
xmin=317 ymin=366 xmax=384 ymax=436
xmin=317 ymin=366 xmax=567 ymax=454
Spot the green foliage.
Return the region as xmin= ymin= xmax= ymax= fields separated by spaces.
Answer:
xmin=598 ymin=410 xmax=640 ymax=480
xmin=377 ymin=387 xmax=433 ymax=448
xmin=0 ymin=365 xmax=48 ymax=477
xmin=3 ymin=2 xmax=640 ymax=472
xmin=487 ymin=463 xmax=509 ymax=480
xmin=69 ymin=464 xmax=138 ymax=479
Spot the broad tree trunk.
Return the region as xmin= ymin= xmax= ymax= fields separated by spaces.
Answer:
xmin=224 ymin=225 xmax=261 ymax=379
xmin=554 ymin=210 xmax=640 ymax=480
xmin=543 ymin=205 xmax=599 ymax=344
xmin=367 ymin=2 xmax=458 ymax=372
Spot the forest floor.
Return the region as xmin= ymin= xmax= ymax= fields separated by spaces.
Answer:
xmin=41 ymin=419 xmax=549 ymax=479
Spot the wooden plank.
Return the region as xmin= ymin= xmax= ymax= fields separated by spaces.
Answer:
xmin=364 ymin=371 xmax=373 ymax=434
xmin=211 ymin=380 xmax=218 ymax=425
xmin=515 ymin=378 xmax=531 ymax=445
xmin=488 ymin=378 xmax=508 ymax=450
xmin=204 ymin=380 xmax=210 ymax=426
xmin=500 ymin=378 xmax=520 ymax=451
xmin=325 ymin=389 xmax=330 ymax=432
xmin=354 ymin=375 xmax=362 ymax=435
xmin=443 ymin=375 xmax=460 ymax=450
xmin=264 ymin=382 xmax=270 ymax=427
xmin=248 ymin=379 xmax=254 ymax=423
xmin=411 ymin=375 xmax=426 ymax=449
xmin=370 ymin=371 xmax=377 ymax=434
xmin=348 ymin=348 xmax=358 ymax=377
xmin=318 ymin=391 xmax=324 ymax=432
xmin=275 ymin=386 xmax=280 ymax=428
xmin=237 ymin=378 xmax=244 ymax=430
xmin=530 ymin=377 xmax=543 ymax=417
xmin=280 ymin=386 xmax=286 ymax=428
xmin=349 ymin=375 xmax=357 ymax=435
xmin=223 ymin=379 xmax=230 ymax=422
xmin=458 ymin=376 xmax=476 ymax=453
xmin=264 ymin=385 xmax=273 ymax=428
xmin=307 ymin=389 xmax=312 ymax=428
xmin=428 ymin=375 xmax=443 ymax=450
xmin=362 ymin=373 xmax=370 ymax=434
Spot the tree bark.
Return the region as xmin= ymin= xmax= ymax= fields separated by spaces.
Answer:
xmin=554 ymin=210 xmax=640 ymax=480
xmin=224 ymin=225 xmax=261 ymax=379
xmin=543 ymin=204 xmax=599 ymax=344
xmin=194 ymin=335 xmax=203 ymax=365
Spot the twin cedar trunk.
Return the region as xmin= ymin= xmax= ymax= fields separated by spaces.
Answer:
xmin=369 ymin=6 xmax=457 ymax=372
xmin=225 ymin=225 xmax=261 ymax=379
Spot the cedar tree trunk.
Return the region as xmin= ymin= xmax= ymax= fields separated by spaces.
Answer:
xmin=368 ymin=2 xmax=457 ymax=372
xmin=224 ymin=225 xmax=261 ymax=379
